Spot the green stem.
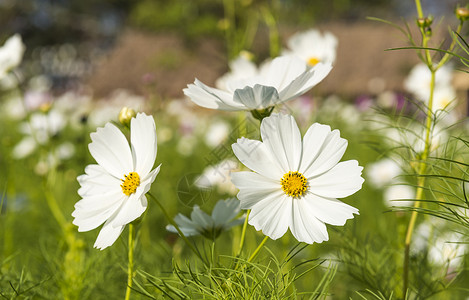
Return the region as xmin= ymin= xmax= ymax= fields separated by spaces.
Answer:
xmin=124 ymin=224 xmax=134 ymax=300
xmin=248 ymin=236 xmax=269 ymax=262
xmin=148 ymin=192 xmax=207 ymax=266
xmin=402 ymin=69 xmax=436 ymax=299
xmin=435 ymin=21 xmax=464 ymax=71
xmin=236 ymin=210 xmax=250 ymax=256
xmin=415 ymin=0 xmax=424 ymax=19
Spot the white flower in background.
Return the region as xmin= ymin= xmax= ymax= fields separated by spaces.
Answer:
xmin=2 ymin=95 xmax=26 ymax=120
xmin=230 ymin=113 xmax=363 ymax=243
xmin=195 ymin=159 xmax=239 ymax=195
xmin=166 ymin=198 xmax=244 ymax=239
xmin=0 ymin=34 xmax=25 ymax=79
xmin=204 ymin=121 xmax=230 ymax=147
xmin=404 ymin=63 xmax=454 ymax=102
xmin=414 ymin=220 xmax=467 ymax=270
xmin=72 ymin=113 xmax=160 ymax=250
xmin=87 ymin=89 xmax=145 ymax=127
xmin=366 ymin=158 xmax=402 ymax=188
xmin=383 ymin=184 xmax=414 ymax=208
xmin=428 ymin=232 xmax=466 ymax=269
xmin=184 ymin=55 xmax=332 ymax=111
xmin=215 ymin=51 xmax=261 ymax=91
xmin=176 ymin=135 xmax=197 ymax=156
xmin=283 ymin=29 xmax=338 ymax=66
xmin=13 ymin=109 xmax=66 ymax=159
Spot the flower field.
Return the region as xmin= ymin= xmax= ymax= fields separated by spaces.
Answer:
xmin=1 ymin=1 xmax=469 ymax=299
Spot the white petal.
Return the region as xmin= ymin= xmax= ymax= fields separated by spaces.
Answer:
xmin=231 ymin=171 xmax=280 ymax=208
xmin=279 ymin=62 xmax=332 ymax=101
xmin=131 ymin=113 xmax=157 ymax=176
xmin=94 ymin=219 xmax=125 ymax=250
xmin=111 ymin=194 xmax=147 ymax=227
xmin=303 ymin=193 xmax=358 ymax=226
xmin=232 ymin=138 xmax=284 ymax=179
xmin=77 ymin=164 xmax=121 ymax=197
xmin=88 ymin=122 xmax=133 ymax=178
xmin=211 ymin=198 xmax=241 ymax=227
xmin=248 ymin=193 xmax=290 ymax=239
xmin=308 ymin=160 xmax=364 ymax=198
xmin=183 ymin=79 xmax=245 ymax=111
xmin=300 ymin=125 xmax=347 ymax=178
xmin=262 ymin=55 xmax=307 ymax=90
xmin=233 ymin=84 xmax=279 ymax=110
xmin=190 ymin=206 xmax=214 ymax=229
xmin=260 ymin=113 xmax=302 ymax=171
xmin=290 ymin=199 xmax=329 ymax=244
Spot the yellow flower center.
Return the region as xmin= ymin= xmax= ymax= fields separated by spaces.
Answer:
xmin=307 ymin=57 xmax=320 ymax=66
xmin=281 ymin=171 xmax=308 ymax=198
xmin=121 ymin=172 xmax=140 ymax=196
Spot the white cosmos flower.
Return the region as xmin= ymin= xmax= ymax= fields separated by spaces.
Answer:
xmin=404 ymin=63 xmax=453 ymax=101
xmin=366 ymin=158 xmax=402 ymax=189
xmin=184 ymin=55 xmax=332 ymax=111
xmin=72 ymin=113 xmax=160 ymax=250
xmin=0 ymin=34 xmax=25 ymax=79
xmin=215 ymin=51 xmax=262 ymax=91
xmin=283 ymin=29 xmax=338 ymax=66
xmin=166 ymin=198 xmax=244 ymax=239
xmin=230 ymin=113 xmax=363 ymax=243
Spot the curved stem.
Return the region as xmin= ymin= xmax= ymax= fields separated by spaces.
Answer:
xmin=124 ymin=224 xmax=135 ymax=300
xmin=248 ymin=236 xmax=269 ymax=262
xmin=402 ymin=70 xmax=436 ymax=298
xmin=148 ymin=192 xmax=208 ymax=266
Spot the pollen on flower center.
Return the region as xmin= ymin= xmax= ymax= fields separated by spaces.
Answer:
xmin=307 ymin=57 xmax=320 ymax=66
xmin=121 ymin=172 xmax=140 ymax=196
xmin=281 ymin=171 xmax=308 ymax=198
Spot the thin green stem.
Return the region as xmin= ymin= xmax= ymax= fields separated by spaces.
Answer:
xmin=124 ymin=224 xmax=134 ymax=300
xmin=248 ymin=236 xmax=269 ymax=262
xmin=236 ymin=210 xmax=250 ymax=257
xmin=415 ymin=0 xmax=424 ymax=19
xmin=402 ymin=70 xmax=436 ymax=299
xmin=148 ymin=192 xmax=207 ymax=266
xmin=435 ymin=21 xmax=464 ymax=70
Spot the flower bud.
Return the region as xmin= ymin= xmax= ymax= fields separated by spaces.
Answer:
xmin=456 ymin=7 xmax=469 ymax=21
xmin=118 ymin=107 xmax=136 ymax=128
xmin=416 ymin=17 xmax=432 ymax=28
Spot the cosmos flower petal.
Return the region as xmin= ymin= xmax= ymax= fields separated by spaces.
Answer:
xmin=94 ymin=219 xmax=125 ymax=250
xmin=166 ymin=224 xmax=199 ymax=236
xmin=212 ymin=198 xmax=241 ymax=227
xmin=301 ymin=126 xmax=347 ymax=178
xmin=309 ymin=160 xmax=364 ymax=198
xmin=279 ymin=62 xmax=332 ymax=102
xmin=167 ymin=198 xmax=244 ymax=239
xmin=88 ymin=122 xmax=133 ymax=178
xmin=260 ymin=113 xmax=302 ymax=171
xmin=232 ymin=137 xmax=284 ymax=179
xmin=303 ymin=193 xmax=358 ymax=226
xmin=249 ymin=194 xmax=291 ymax=239
xmin=190 ymin=206 xmax=214 ymax=229
xmin=230 ymin=171 xmax=279 ymax=190
xmin=233 ymin=84 xmax=279 ymax=110
xmin=263 ymin=55 xmax=307 ymax=89
xmin=111 ymin=194 xmax=148 ymax=227
xmin=183 ymin=79 xmax=245 ymax=111
xmin=131 ymin=113 xmax=157 ymax=176
xmin=72 ymin=196 xmax=123 ymax=232
xmin=290 ymin=199 xmax=329 ymax=243
xmin=77 ymin=165 xmax=121 ymax=196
